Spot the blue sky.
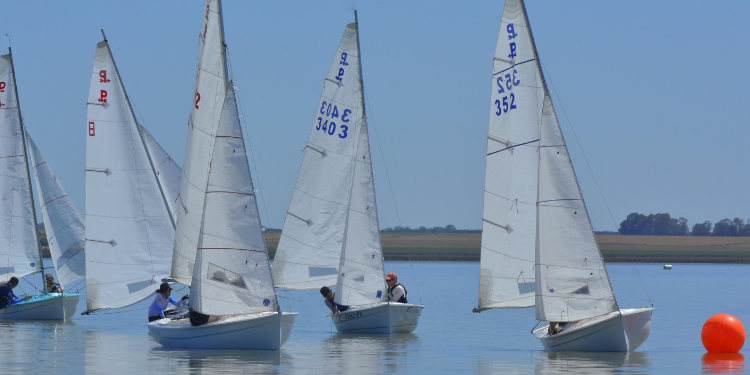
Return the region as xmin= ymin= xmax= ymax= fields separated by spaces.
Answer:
xmin=4 ymin=1 xmax=750 ymax=231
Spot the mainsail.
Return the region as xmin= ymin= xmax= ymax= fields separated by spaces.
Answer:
xmin=172 ymin=0 xmax=229 ymax=285
xmin=84 ymin=38 xmax=175 ymax=310
xmin=27 ymin=133 xmax=86 ymax=290
xmin=0 ymin=52 xmax=42 ymax=280
xmin=190 ymin=86 xmax=277 ymax=316
xmin=477 ymin=0 xmax=543 ymax=310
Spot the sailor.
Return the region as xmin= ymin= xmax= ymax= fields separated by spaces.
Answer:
xmin=320 ymin=286 xmax=349 ymax=313
xmin=45 ymin=273 xmax=63 ymax=293
xmin=147 ymin=282 xmax=188 ymax=322
xmin=385 ymin=272 xmax=407 ymax=303
xmin=0 ymin=277 xmax=31 ymax=309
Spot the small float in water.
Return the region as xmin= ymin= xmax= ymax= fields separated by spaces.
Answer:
xmin=663 ymin=264 xmax=673 ymax=270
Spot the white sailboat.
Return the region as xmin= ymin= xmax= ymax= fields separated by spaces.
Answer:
xmin=84 ymin=32 xmax=181 ymax=314
xmin=272 ymin=13 xmax=423 ymax=334
xmin=474 ymin=0 xmax=652 ymax=351
xmin=0 ymin=49 xmax=82 ymax=320
xmin=147 ymin=0 xmax=296 ymax=349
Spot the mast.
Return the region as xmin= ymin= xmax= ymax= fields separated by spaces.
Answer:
xmin=99 ymin=29 xmax=177 ymax=230
xmin=8 ymin=47 xmax=46 ymax=290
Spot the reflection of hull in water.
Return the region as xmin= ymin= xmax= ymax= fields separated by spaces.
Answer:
xmin=332 ymin=302 xmax=423 ymax=334
xmin=535 ymin=307 xmax=653 ymax=352
xmin=147 ymin=311 xmax=297 ymax=349
xmin=0 ymin=293 xmax=80 ymax=320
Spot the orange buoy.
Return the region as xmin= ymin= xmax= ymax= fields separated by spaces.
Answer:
xmin=701 ymin=314 xmax=746 ymax=353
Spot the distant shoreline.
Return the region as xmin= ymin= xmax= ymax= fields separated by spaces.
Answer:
xmin=43 ymin=233 xmax=750 ymax=263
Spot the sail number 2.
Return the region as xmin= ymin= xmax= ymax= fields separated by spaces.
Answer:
xmin=316 ymin=100 xmax=350 ymax=139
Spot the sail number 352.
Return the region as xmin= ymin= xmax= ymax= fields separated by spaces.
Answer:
xmin=316 ymin=100 xmax=350 ymax=139
xmin=494 ymin=70 xmax=520 ymax=117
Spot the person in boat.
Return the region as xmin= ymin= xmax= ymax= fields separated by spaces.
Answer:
xmin=548 ymin=322 xmax=566 ymax=335
xmin=0 ymin=277 xmax=31 ymax=309
xmin=385 ymin=272 xmax=407 ymax=303
xmin=320 ymin=286 xmax=349 ymax=314
xmin=188 ymin=308 xmax=221 ymax=326
xmin=45 ymin=273 xmax=63 ymax=293
xmin=148 ymin=282 xmax=189 ymax=322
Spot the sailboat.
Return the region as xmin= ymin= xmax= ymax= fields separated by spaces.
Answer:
xmin=474 ymin=0 xmax=652 ymax=351
xmin=83 ymin=32 xmax=181 ymax=314
xmin=147 ymin=0 xmax=296 ymax=350
xmin=0 ymin=49 xmax=83 ymax=320
xmin=271 ymin=13 xmax=423 ymax=334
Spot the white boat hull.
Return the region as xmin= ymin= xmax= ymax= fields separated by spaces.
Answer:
xmin=147 ymin=311 xmax=297 ymax=350
xmin=0 ymin=293 xmax=80 ymax=320
xmin=535 ymin=307 xmax=653 ymax=352
xmin=332 ymin=302 xmax=423 ymax=334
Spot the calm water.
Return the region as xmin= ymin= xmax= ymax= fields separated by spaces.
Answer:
xmin=2 ymin=261 xmax=749 ymax=374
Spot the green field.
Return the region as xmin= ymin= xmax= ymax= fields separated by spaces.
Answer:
xmin=265 ymin=232 xmax=750 ymax=263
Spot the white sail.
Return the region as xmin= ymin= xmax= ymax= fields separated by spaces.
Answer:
xmin=84 ymin=39 xmax=174 ymax=310
xmin=0 ymin=52 xmax=41 ymax=280
xmin=172 ymin=0 xmax=228 ymax=285
xmin=190 ymin=87 xmax=277 ymax=315
xmin=138 ymin=123 xmax=183 ymax=224
xmin=535 ymin=92 xmax=617 ymax=322
xmin=27 ymin=134 xmax=86 ymax=289
xmin=273 ymin=23 xmax=364 ymax=290
xmin=335 ymin=93 xmax=385 ymax=307
xmin=477 ymin=0 xmax=544 ymax=310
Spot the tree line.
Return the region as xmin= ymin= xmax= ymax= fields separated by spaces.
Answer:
xmin=618 ymin=212 xmax=750 ymax=236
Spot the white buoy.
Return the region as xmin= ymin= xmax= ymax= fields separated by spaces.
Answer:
xmin=663 ymin=264 xmax=672 ymax=270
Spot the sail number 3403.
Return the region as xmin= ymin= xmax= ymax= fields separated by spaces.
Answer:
xmin=316 ymin=100 xmax=350 ymax=139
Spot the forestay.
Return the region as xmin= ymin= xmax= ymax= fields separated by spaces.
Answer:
xmin=0 ymin=52 xmax=41 ymax=280
xmin=85 ymin=40 xmax=174 ymax=310
xmin=273 ymin=23 xmax=366 ymax=290
xmin=27 ymin=134 xmax=85 ymax=289
xmin=190 ymin=87 xmax=277 ymax=315
xmin=477 ymin=0 xmax=543 ymax=310
xmin=172 ymin=0 xmax=228 ymax=285
xmin=138 ymin=123 xmax=183 ymax=224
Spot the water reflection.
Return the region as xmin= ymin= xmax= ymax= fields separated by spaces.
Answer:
xmin=702 ymin=352 xmax=745 ymax=374
xmin=534 ymin=351 xmax=651 ymax=374
xmin=0 ymin=320 xmax=84 ymax=373
xmin=478 ymin=350 xmax=651 ymax=374
xmin=322 ymin=333 xmax=419 ymax=374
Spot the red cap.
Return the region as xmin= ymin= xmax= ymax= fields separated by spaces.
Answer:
xmin=385 ymin=272 xmax=397 ymax=281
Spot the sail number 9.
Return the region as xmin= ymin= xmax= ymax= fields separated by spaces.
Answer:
xmin=316 ymin=100 xmax=350 ymax=139
xmin=494 ymin=69 xmax=520 ymax=117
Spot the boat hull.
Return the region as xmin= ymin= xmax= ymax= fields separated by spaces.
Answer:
xmin=147 ymin=311 xmax=297 ymax=350
xmin=0 ymin=293 xmax=80 ymax=320
xmin=535 ymin=307 xmax=653 ymax=352
xmin=332 ymin=302 xmax=423 ymax=334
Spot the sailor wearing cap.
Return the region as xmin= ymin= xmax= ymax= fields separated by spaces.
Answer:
xmin=385 ymin=272 xmax=407 ymax=303
xmin=147 ymin=282 xmax=189 ymax=322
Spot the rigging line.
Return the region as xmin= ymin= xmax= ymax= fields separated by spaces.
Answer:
xmin=541 ymin=62 xmax=652 ymax=304
xmin=361 ymin=75 xmax=423 ymax=305
xmin=226 ymin=49 xmax=273 ymax=231
xmin=487 ymin=138 xmax=540 ymax=156
xmin=540 ymin=62 xmax=617 ymax=230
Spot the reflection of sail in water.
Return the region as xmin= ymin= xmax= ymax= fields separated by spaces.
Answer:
xmin=321 ymin=334 xmax=418 ymax=375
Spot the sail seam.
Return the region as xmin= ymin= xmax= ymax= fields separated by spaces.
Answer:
xmin=493 ymin=58 xmax=535 ymax=75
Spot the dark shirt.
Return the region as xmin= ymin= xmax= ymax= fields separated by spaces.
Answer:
xmin=0 ymin=282 xmax=22 ymax=309
xmin=324 ymin=298 xmax=349 ymax=313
